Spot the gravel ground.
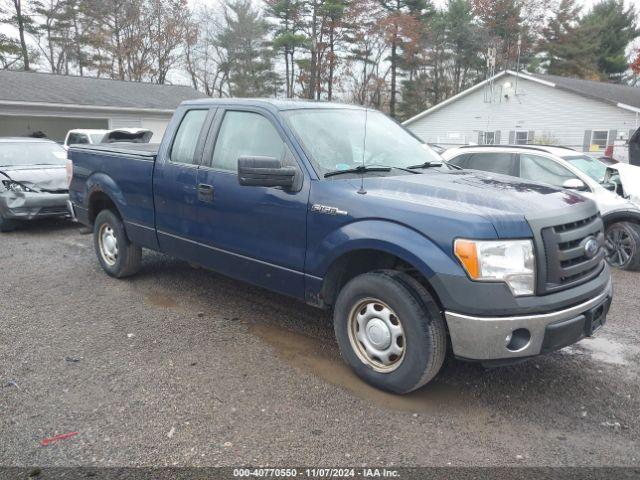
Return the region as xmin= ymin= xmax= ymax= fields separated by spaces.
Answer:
xmin=0 ymin=219 xmax=639 ymax=467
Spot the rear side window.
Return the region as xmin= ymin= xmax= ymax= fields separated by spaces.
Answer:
xmin=211 ymin=111 xmax=285 ymax=172
xmin=447 ymin=153 xmax=472 ymax=168
xmin=170 ymin=110 xmax=208 ymax=165
xmin=464 ymin=152 xmax=515 ymax=176
xmin=68 ymin=133 xmax=88 ymax=145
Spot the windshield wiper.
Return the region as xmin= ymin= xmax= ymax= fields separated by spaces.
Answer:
xmin=407 ymin=161 xmax=444 ymax=169
xmin=324 ymin=165 xmax=391 ymax=178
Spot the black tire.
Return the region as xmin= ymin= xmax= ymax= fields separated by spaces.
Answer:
xmin=0 ymin=215 xmax=17 ymax=232
xmin=604 ymin=222 xmax=640 ymax=271
xmin=93 ymin=209 xmax=142 ymax=278
xmin=333 ymin=270 xmax=446 ymax=394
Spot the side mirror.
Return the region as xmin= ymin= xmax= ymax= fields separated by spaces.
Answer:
xmin=238 ymin=156 xmax=297 ymax=189
xmin=602 ymin=182 xmax=617 ymax=192
xmin=562 ymin=178 xmax=587 ymax=191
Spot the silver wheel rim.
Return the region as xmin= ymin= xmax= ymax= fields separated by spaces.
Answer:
xmin=605 ymin=226 xmax=634 ymax=267
xmin=98 ymin=223 xmax=118 ymax=266
xmin=347 ymin=298 xmax=405 ymax=373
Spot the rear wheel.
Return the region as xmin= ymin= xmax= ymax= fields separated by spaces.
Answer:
xmin=604 ymin=222 xmax=640 ymax=271
xmin=333 ymin=270 xmax=446 ymax=394
xmin=93 ymin=209 xmax=142 ymax=277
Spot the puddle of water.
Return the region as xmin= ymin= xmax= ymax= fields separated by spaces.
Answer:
xmin=144 ymin=291 xmax=179 ymax=309
xmin=248 ymin=322 xmax=471 ymax=413
xmin=574 ymin=336 xmax=638 ymax=366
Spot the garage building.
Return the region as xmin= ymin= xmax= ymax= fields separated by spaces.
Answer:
xmin=0 ymin=70 xmax=206 ymax=143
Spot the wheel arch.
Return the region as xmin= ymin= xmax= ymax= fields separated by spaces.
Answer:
xmin=320 ymin=247 xmax=445 ymax=311
xmin=85 ymin=173 xmax=127 ymax=225
xmin=601 ymin=210 xmax=640 ymax=229
xmin=311 ymin=221 xmax=460 ymax=310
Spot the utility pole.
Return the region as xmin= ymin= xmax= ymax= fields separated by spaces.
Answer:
xmin=514 ymin=34 xmax=522 ymax=95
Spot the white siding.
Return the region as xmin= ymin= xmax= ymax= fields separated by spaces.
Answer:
xmin=406 ymin=74 xmax=639 ymax=151
xmin=109 ymin=116 xmax=143 ymax=128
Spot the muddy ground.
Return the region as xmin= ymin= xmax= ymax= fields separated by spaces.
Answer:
xmin=1 ymin=220 xmax=639 ymax=467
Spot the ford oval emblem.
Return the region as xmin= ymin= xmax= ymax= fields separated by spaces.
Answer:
xmin=584 ymin=237 xmax=599 ymax=259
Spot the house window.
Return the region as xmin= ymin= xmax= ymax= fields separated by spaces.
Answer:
xmin=480 ymin=131 xmax=495 ymax=145
xmin=516 ymin=131 xmax=529 ymax=145
xmin=591 ymin=130 xmax=609 ymax=150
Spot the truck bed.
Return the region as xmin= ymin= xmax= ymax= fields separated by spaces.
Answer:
xmin=71 ymin=142 xmax=160 ymax=159
xmin=68 ymin=143 xmax=159 ymax=250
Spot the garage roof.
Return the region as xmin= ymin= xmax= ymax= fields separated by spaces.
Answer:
xmin=0 ymin=70 xmax=207 ymax=112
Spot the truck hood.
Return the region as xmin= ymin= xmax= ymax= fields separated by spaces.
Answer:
xmin=0 ymin=165 xmax=68 ymax=193
xmin=360 ymin=169 xmax=590 ymax=237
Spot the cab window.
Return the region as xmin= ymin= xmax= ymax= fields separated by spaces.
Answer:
xmin=211 ymin=111 xmax=285 ymax=172
xmin=170 ymin=110 xmax=209 ymax=165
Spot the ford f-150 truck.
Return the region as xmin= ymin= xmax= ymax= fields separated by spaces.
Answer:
xmin=68 ymin=99 xmax=613 ymax=394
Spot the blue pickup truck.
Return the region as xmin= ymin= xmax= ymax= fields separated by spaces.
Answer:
xmin=68 ymin=99 xmax=612 ymax=393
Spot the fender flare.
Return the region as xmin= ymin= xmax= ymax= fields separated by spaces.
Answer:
xmin=84 ymin=172 xmax=127 ymax=220
xmin=307 ymin=219 xmax=462 ymax=293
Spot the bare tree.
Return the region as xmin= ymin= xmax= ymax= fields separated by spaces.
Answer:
xmin=185 ymin=4 xmax=228 ymax=96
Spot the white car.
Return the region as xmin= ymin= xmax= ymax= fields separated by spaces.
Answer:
xmin=443 ymin=144 xmax=640 ymax=270
xmin=63 ymin=128 xmax=153 ymax=150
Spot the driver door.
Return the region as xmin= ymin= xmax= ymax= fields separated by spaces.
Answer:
xmin=195 ymin=108 xmax=309 ymax=298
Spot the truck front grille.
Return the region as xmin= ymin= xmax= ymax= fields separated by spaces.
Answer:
xmin=539 ymin=213 xmax=604 ymax=294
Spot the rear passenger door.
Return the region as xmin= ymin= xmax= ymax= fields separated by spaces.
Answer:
xmin=195 ymin=108 xmax=309 ymax=299
xmin=154 ymin=108 xmax=214 ymax=256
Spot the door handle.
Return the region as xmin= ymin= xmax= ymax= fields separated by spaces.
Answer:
xmin=198 ymin=183 xmax=214 ymax=202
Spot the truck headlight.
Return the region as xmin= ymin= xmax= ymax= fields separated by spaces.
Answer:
xmin=454 ymin=239 xmax=535 ymax=296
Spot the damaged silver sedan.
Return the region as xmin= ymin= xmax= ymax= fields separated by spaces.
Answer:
xmin=0 ymin=138 xmax=71 ymax=232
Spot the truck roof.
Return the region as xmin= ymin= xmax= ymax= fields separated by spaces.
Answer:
xmin=181 ymin=98 xmax=366 ymax=112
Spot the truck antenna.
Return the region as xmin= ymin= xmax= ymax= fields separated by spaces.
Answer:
xmin=358 ymin=108 xmax=368 ymax=195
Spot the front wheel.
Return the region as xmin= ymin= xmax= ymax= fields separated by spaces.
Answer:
xmin=93 ymin=209 xmax=142 ymax=277
xmin=605 ymin=222 xmax=640 ymax=271
xmin=333 ymin=270 xmax=446 ymax=394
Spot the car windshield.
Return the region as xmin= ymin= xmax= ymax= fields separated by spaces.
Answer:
xmin=283 ymin=108 xmax=445 ymax=176
xmin=562 ymin=154 xmax=608 ymax=182
xmin=0 ymin=142 xmax=67 ymax=167
xmin=90 ymin=133 xmax=105 ymax=143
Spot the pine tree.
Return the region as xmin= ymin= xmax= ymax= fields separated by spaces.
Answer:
xmin=217 ymin=0 xmax=277 ymax=97
xmin=538 ymin=0 xmax=599 ymax=78
xmin=265 ymin=0 xmax=307 ymax=97
xmin=377 ymin=0 xmax=431 ymax=117
xmin=579 ymin=0 xmax=639 ymax=82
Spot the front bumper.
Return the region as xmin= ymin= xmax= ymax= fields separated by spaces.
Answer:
xmin=0 ymin=191 xmax=70 ymax=220
xmin=445 ymin=278 xmax=613 ymax=361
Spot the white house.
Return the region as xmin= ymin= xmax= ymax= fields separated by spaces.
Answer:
xmin=404 ymin=70 xmax=640 ymax=153
xmin=0 ymin=70 xmax=206 ymax=143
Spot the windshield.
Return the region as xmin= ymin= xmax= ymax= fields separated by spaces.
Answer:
xmin=90 ymin=133 xmax=105 ymax=143
xmin=283 ymin=108 xmax=444 ymax=176
xmin=562 ymin=155 xmax=608 ymax=182
xmin=0 ymin=142 xmax=67 ymax=167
